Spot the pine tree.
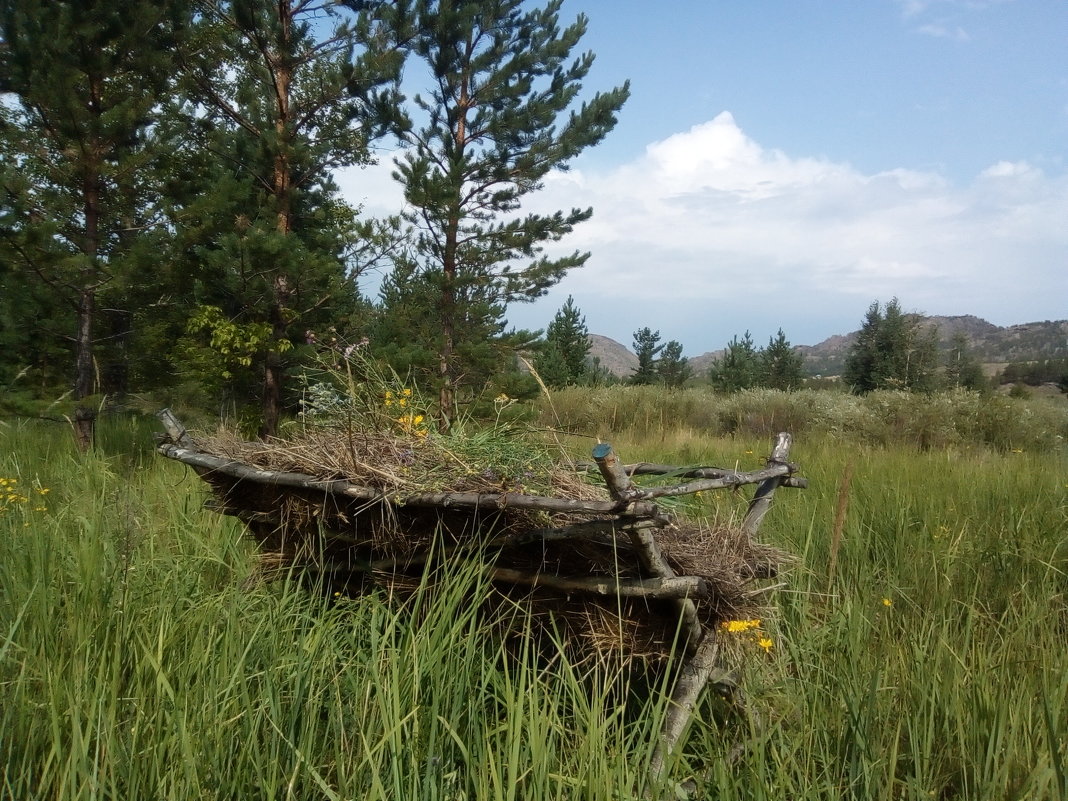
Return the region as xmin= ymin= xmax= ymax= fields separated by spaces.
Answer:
xmin=372 ymin=255 xmax=539 ymax=396
xmin=843 ymin=298 xmax=939 ymax=393
xmin=657 ymin=340 xmax=692 ymax=388
xmin=630 ymin=327 xmax=663 ymax=385
xmin=393 ymin=0 xmax=628 ymax=427
xmin=943 ymin=332 xmax=987 ymax=391
xmin=536 ymin=296 xmax=591 ymax=388
xmin=0 ymin=0 xmax=184 ymax=448
xmin=760 ymin=328 xmax=805 ymax=390
xmin=174 ymin=0 xmax=407 ymax=435
xmin=709 ymin=331 xmax=759 ymax=393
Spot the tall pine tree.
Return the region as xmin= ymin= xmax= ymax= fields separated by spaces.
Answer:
xmin=657 ymin=340 xmax=691 ymax=388
xmin=174 ymin=0 xmax=408 ymax=435
xmin=536 ymin=296 xmax=591 ymax=389
xmin=630 ymin=327 xmax=663 ymax=386
xmin=760 ymin=328 xmax=804 ymax=390
xmin=708 ymin=331 xmax=759 ymax=393
xmin=843 ymin=299 xmax=939 ymax=393
xmin=393 ymin=0 xmax=628 ymax=427
xmin=0 ymin=0 xmax=184 ymax=448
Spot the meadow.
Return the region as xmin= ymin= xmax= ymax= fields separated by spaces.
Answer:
xmin=1 ymin=388 xmax=1066 ymax=800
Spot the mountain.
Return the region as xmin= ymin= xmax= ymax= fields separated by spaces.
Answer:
xmin=800 ymin=316 xmax=1068 ymax=377
xmin=587 ymin=316 xmax=1068 ymax=379
xmin=587 ymin=334 xmax=637 ymax=378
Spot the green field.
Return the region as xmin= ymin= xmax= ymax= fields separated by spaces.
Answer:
xmin=2 ymin=394 xmax=1066 ymax=800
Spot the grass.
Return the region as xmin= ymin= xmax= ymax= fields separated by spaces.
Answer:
xmin=2 ymin=400 xmax=1067 ymax=799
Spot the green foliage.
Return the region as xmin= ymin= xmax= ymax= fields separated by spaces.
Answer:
xmin=708 ymin=331 xmax=759 ymax=393
xmin=541 ymin=385 xmax=1068 ymax=453
xmin=4 ymin=411 xmax=1067 ymax=798
xmin=843 ymin=298 xmax=939 ymax=394
xmin=943 ymin=332 xmax=988 ymax=391
xmin=999 ymin=357 xmax=1068 ymax=390
xmin=760 ymin=328 xmax=805 ymax=390
xmin=630 ymin=327 xmax=663 ymax=385
xmin=371 ymin=260 xmax=540 ymax=405
xmin=393 ymin=0 xmax=628 ymax=422
xmin=535 ymin=296 xmax=591 ymax=389
xmin=657 ymin=340 xmax=692 ymax=388
xmin=0 ymin=0 xmax=184 ymax=434
xmin=169 ymin=0 xmax=405 ymax=433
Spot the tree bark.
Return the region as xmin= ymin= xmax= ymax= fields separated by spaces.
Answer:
xmin=260 ymin=3 xmax=295 ymax=439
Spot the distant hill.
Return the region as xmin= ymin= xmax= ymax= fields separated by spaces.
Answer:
xmin=588 ymin=316 xmax=1068 ymax=379
xmin=587 ymin=334 xmax=637 ymax=377
xmin=799 ymin=316 xmax=1068 ymax=377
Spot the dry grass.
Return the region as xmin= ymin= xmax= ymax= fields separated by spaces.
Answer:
xmin=184 ymin=423 xmax=791 ymax=664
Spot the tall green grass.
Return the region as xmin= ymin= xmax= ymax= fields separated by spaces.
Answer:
xmin=2 ymin=412 xmax=1066 ymax=799
xmin=541 ymin=386 xmax=1068 ymax=453
xmin=1 ymin=418 xmax=664 ymax=800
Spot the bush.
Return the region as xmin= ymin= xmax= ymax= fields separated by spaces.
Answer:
xmin=538 ymin=387 xmax=1068 ymax=453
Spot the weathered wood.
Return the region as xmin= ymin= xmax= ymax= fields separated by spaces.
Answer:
xmin=158 ymin=443 xmax=665 ymax=519
xmin=592 ymin=442 xmax=641 ymax=501
xmin=627 ymin=528 xmax=705 ymax=651
xmin=156 ymin=408 xmax=194 ymax=448
xmin=577 ymin=461 xmax=808 ymax=489
xmin=488 ymin=568 xmax=708 ymax=600
xmin=648 ymin=635 xmax=722 ymax=787
xmin=741 ymin=432 xmax=792 ymax=536
xmin=632 ymin=462 xmax=795 ymax=499
xmin=489 ymin=516 xmax=662 ymax=547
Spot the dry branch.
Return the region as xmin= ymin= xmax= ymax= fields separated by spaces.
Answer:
xmin=158 ymin=443 xmax=664 ymax=518
xmin=488 ymin=568 xmax=709 ymax=600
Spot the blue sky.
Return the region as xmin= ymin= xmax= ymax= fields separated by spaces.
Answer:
xmin=339 ymin=0 xmax=1068 ymax=354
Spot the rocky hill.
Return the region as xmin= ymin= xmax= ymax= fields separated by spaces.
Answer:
xmin=799 ymin=316 xmax=1068 ymax=377
xmin=588 ymin=316 xmax=1068 ymax=379
xmin=587 ymin=334 xmax=637 ymax=378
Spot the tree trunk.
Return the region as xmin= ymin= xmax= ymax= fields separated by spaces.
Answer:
xmin=74 ymin=131 xmax=102 ymax=452
xmin=436 ymin=36 xmax=473 ymax=433
xmin=438 ymin=257 xmax=456 ymax=432
xmin=260 ymin=5 xmax=294 ymax=439
xmin=73 ymin=287 xmax=96 ymax=451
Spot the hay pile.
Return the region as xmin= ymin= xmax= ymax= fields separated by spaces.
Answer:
xmin=188 ymin=424 xmax=789 ymax=663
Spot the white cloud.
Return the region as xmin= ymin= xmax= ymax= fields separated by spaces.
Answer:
xmin=916 ymin=23 xmax=970 ymax=40
xmin=520 ymin=113 xmax=1068 ymax=347
xmin=336 ymin=113 xmax=1068 ymax=350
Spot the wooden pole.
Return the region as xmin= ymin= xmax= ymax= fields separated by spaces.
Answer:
xmin=742 ymin=432 xmax=792 ymax=536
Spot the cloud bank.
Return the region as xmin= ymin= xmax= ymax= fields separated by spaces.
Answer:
xmin=339 ymin=112 xmax=1068 ymax=350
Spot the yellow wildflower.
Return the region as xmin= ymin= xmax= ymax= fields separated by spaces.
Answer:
xmin=882 ymin=598 xmax=892 ymax=607
xmin=402 ymin=388 xmax=412 ymax=397
xmin=721 ymin=619 xmax=761 ymax=634
xmin=758 ymin=637 xmax=773 ymax=653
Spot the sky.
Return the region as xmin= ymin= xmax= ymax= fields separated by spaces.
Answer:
xmin=337 ymin=0 xmax=1068 ymax=354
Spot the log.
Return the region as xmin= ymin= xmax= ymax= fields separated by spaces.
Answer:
xmin=632 ymin=462 xmax=795 ymax=500
xmin=592 ymin=442 xmax=641 ymax=501
xmin=157 ymin=443 xmax=665 ymax=519
xmin=577 ymin=461 xmax=807 ymax=489
xmin=742 ymin=432 xmax=792 ymax=536
xmin=487 ymin=568 xmax=708 ymax=600
xmin=647 ymin=636 xmax=722 ymax=786
xmin=156 ymin=408 xmax=194 ymax=448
